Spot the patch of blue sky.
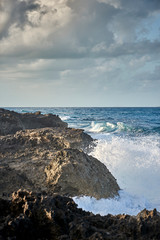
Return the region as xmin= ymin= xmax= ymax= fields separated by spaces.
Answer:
xmin=136 ymin=14 xmax=160 ymax=41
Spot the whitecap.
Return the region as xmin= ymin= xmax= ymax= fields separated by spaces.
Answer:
xmin=60 ymin=115 xmax=70 ymax=121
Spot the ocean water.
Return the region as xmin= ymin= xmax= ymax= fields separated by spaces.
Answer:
xmin=6 ymin=107 xmax=160 ymax=215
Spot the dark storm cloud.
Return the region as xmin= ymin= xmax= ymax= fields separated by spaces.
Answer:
xmin=0 ymin=0 xmax=160 ymax=59
xmin=0 ymin=0 xmax=40 ymax=39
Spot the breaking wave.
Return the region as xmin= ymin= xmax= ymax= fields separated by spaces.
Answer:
xmin=60 ymin=115 xmax=70 ymax=121
xmin=87 ymin=121 xmax=144 ymax=134
xmin=90 ymin=135 xmax=160 ymax=208
xmin=74 ymin=134 xmax=160 ymax=215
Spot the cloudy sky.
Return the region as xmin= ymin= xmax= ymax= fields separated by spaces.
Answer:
xmin=0 ymin=0 xmax=160 ymax=107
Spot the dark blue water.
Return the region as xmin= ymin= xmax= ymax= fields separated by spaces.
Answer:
xmin=6 ymin=107 xmax=160 ymax=136
xmin=5 ymin=107 xmax=160 ymax=215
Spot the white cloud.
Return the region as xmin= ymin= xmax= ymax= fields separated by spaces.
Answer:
xmin=129 ymin=55 xmax=150 ymax=68
xmin=97 ymin=0 xmax=121 ymax=9
xmin=0 ymin=0 xmax=73 ymax=55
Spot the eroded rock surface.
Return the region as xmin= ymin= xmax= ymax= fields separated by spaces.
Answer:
xmin=0 ymin=108 xmax=67 ymax=135
xmin=0 ymin=130 xmax=119 ymax=199
xmin=45 ymin=149 xmax=119 ymax=198
xmin=0 ymin=127 xmax=96 ymax=198
xmin=0 ymin=108 xmax=119 ymax=199
xmin=0 ymin=190 xmax=160 ymax=240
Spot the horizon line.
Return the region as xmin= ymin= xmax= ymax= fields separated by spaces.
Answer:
xmin=1 ymin=106 xmax=160 ymax=108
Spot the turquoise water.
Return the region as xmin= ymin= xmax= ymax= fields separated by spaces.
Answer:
xmin=6 ymin=107 xmax=160 ymax=215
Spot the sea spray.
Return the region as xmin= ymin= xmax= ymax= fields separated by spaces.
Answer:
xmin=89 ymin=134 xmax=160 ymax=208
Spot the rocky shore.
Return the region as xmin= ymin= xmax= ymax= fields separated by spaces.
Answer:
xmin=0 ymin=108 xmax=119 ymax=199
xmin=1 ymin=190 xmax=160 ymax=240
xmin=0 ymin=108 xmax=160 ymax=239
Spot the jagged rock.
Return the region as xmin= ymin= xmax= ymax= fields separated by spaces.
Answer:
xmin=0 ymin=129 xmax=119 ymax=199
xmin=0 ymin=123 xmax=118 ymax=199
xmin=45 ymin=149 xmax=120 ymax=199
xmin=0 ymin=190 xmax=160 ymax=240
xmin=0 ymin=108 xmax=119 ymax=200
xmin=0 ymin=127 xmax=94 ymax=198
xmin=0 ymin=127 xmax=92 ymax=154
xmin=0 ymin=108 xmax=67 ymax=135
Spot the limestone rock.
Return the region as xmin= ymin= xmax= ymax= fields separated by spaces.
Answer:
xmin=0 ymin=108 xmax=67 ymax=135
xmin=0 ymin=128 xmax=93 ymax=198
xmin=0 ymin=128 xmax=118 ymax=199
xmin=45 ymin=148 xmax=120 ymax=199
xmin=0 ymin=108 xmax=119 ymax=200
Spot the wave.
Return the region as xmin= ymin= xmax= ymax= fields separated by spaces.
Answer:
xmin=87 ymin=121 xmax=143 ymax=134
xmin=60 ymin=115 xmax=70 ymax=121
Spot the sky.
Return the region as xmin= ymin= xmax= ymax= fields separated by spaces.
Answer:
xmin=0 ymin=0 xmax=160 ymax=107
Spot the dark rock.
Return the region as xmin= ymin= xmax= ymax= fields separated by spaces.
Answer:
xmin=0 ymin=167 xmax=34 ymax=199
xmin=0 ymin=190 xmax=160 ymax=240
xmin=0 ymin=108 xmax=67 ymax=135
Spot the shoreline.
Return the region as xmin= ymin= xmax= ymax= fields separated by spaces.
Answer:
xmin=0 ymin=108 xmax=160 ymax=239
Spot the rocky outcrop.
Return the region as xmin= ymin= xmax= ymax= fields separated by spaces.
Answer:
xmin=0 ymin=108 xmax=67 ymax=135
xmin=0 ymin=129 xmax=119 ymax=199
xmin=0 ymin=127 xmax=96 ymax=198
xmin=45 ymin=149 xmax=119 ymax=198
xmin=0 ymin=190 xmax=160 ymax=240
xmin=0 ymin=108 xmax=119 ymax=199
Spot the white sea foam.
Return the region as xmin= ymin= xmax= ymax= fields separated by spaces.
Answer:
xmin=74 ymin=134 xmax=160 ymax=215
xmin=60 ymin=115 xmax=70 ymax=121
xmin=90 ymin=135 xmax=160 ymax=208
xmin=73 ymin=190 xmax=152 ymax=216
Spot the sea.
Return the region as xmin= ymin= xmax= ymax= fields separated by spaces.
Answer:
xmin=6 ymin=107 xmax=160 ymax=216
